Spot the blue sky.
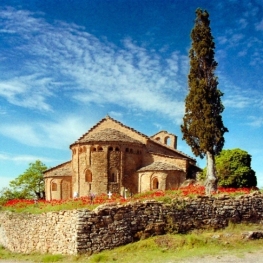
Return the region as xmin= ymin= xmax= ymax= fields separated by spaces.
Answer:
xmin=0 ymin=0 xmax=263 ymax=190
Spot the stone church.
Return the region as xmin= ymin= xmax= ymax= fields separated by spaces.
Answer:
xmin=44 ymin=116 xmax=199 ymax=201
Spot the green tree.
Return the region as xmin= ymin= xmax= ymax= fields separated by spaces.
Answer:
xmin=181 ymin=9 xmax=228 ymax=194
xmin=210 ymin=148 xmax=257 ymax=188
xmin=8 ymin=160 xmax=47 ymax=199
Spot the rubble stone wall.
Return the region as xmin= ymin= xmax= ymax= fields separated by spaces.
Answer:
xmin=1 ymin=192 xmax=263 ymax=255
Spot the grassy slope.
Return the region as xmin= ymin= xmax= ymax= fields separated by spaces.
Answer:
xmin=1 ymin=223 xmax=263 ymax=262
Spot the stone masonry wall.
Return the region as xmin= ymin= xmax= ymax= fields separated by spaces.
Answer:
xmin=1 ymin=192 xmax=263 ymax=255
xmin=0 ymin=210 xmax=78 ymax=255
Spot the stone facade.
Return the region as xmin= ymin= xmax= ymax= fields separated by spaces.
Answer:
xmin=44 ymin=116 xmax=199 ymax=201
xmin=1 ymin=192 xmax=263 ymax=255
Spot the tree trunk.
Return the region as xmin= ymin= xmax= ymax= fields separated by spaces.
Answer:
xmin=205 ymin=151 xmax=217 ymax=195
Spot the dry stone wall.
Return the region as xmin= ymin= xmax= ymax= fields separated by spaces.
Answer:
xmin=0 ymin=210 xmax=78 ymax=255
xmin=1 ymin=192 xmax=263 ymax=255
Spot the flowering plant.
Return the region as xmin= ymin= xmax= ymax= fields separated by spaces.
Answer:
xmin=1 ymin=185 xmax=254 ymax=214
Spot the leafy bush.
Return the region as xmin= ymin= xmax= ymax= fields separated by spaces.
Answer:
xmin=201 ymin=148 xmax=257 ymax=188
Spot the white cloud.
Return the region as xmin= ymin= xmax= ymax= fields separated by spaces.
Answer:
xmin=246 ymin=116 xmax=263 ymax=128
xmin=0 ymin=7 xmax=186 ymax=123
xmin=220 ymin=75 xmax=263 ymax=110
xmin=0 ymin=152 xmax=54 ymax=163
xmin=0 ymin=116 xmax=90 ymax=149
xmin=0 ymin=75 xmax=52 ymax=111
xmin=255 ymin=19 xmax=263 ymax=31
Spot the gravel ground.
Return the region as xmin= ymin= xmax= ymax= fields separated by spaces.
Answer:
xmin=1 ymin=249 xmax=263 ymax=263
xmin=180 ymin=249 xmax=263 ymax=263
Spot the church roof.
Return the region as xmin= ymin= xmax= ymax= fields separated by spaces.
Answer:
xmin=137 ymin=162 xmax=183 ymax=172
xmin=44 ymin=161 xmax=73 ymax=177
xmin=75 ymin=128 xmax=143 ymax=144
xmin=70 ymin=115 xmax=195 ymax=161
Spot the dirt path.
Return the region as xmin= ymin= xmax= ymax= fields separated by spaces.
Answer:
xmin=1 ymin=249 xmax=263 ymax=263
xmin=180 ymin=249 xmax=263 ymax=263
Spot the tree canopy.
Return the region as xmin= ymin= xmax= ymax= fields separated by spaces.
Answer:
xmin=210 ymin=148 xmax=257 ymax=188
xmin=2 ymin=160 xmax=47 ymax=200
xmin=181 ymin=8 xmax=228 ymax=194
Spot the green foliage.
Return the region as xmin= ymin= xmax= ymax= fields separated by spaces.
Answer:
xmin=181 ymin=8 xmax=228 ymax=158
xmin=201 ymin=148 xmax=257 ymax=188
xmin=1 ymin=160 xmax=47 ymax=201
xmin=41 ymin=254 xmax=64 ymax=262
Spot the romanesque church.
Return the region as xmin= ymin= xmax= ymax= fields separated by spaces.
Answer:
xmin=44 ymin=116 xmax=199 ymax=200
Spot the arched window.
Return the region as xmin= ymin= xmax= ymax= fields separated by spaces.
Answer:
xmin=91 ymin=146 xmax=96 ymax=152
xmin=126 ymin=148 xmax=129 ymax=152
xmin=109 ymin=168 xmax=118 ymax=182
xmin=155 ymin=137 xmax=160 ymax=141
xmin=98 ymin=146 xmax=103 ymax=151
xmin=109 ymin=146 xmax=113 ymax=151
xmin=115 ymin=147 xmax=120 ymax=151
xmin=152 ymin=178 xmax=159 ymax=190
xmin=85 ymin=169 xmax=92 ymax=183
xmin=52 ymin=182 xmax=57 ymax=191
xmin=164 ymin=136 xmax=171 ymax=146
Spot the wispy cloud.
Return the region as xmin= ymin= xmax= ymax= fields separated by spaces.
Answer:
xmin=255 ymin=19 xmax=263 ymax=31
xmin=0 ymin=7 xmax=186 ymax=123
xmin=246 ymin=116 xmax=263 ymax=128
xmin=0 ymin=116 xmax=89 ymax=149
xmin=0 ymin=152 xmax=55 ymax=163
xmin=220 ymin=75 xmax=263 ymax=110
xmin=0 ymin=75 xmax=52 ymax=111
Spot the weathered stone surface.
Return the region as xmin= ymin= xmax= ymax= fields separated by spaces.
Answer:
xmin=1 ymin=192 xmax=263 ymax=255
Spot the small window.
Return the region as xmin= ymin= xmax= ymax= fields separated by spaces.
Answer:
xmin=152 ymin=178 xmax=159 ymax=190
xmin=109 ymin=146 xmax=113 ymax=151
xmin=91 ymin=147 xmax=96 ymax=152
xmin=115 ymin=147 xmax=120 ymax=151
xmin=52 ymin=182 xmax=57 ymax=191
xmin=98 ymin=146 xmax=103 ymax=151
xmin=109 ymin=168 xmax=118 ymax=182
xmin=85 ymin=170 xmax=92 ymax=183
xmin=126 ymin=148 xmax=129 ymax=152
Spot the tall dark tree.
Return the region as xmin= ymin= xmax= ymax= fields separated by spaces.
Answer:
xmin=181 ymin=8 xmax=228 ymax=194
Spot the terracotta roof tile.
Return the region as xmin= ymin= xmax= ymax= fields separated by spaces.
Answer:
xmin=44 ymin=161 xmax=73 ymax=177
xmin=75 ymin=128 xmax=143 ymax=144
xmin=72 ymin=115 xmax=148 ymax=145
xmin=137 ymin=162 xmax=183 ymax=172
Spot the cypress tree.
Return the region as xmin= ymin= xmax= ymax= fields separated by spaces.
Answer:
xmin=181 ymin=8 xmax=228 ymax=194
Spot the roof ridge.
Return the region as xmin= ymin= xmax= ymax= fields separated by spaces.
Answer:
xmin=44 ymin=160 xmax=71 ymax=174
xmin=71 ymin=115 xmax=149 ymax=146
xmin=149 ymin=138 xmax=195 ymax=161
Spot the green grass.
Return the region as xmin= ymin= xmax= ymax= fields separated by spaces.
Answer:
xmin=1 ymin=223 xmax=263 ymax=262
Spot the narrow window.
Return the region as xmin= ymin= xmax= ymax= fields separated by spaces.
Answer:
xmin=109 ymin=168 xmax=118 ymax=182
xmin=52 ymin=182 xmax=57 ymax=191
xmin=152 ymin=178 xmax=159 ymax=190
xmin=98 ymin=146 xmax=103 ymax=151
xmin=85 ymin=170 xmax=92 ymax=183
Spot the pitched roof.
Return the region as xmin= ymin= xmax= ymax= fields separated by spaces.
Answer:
xmin=75 ymin=128 xmax=143 ymax=144
xmin=72 ymin=115 xmax=148 ymax=146
xmin=137 ymin=162 xmax=183 ymax=172
xmin=44 ymin=161 xmax=73 ymax=178
xmin=70 ymin=115 xmax=195 ymax=161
